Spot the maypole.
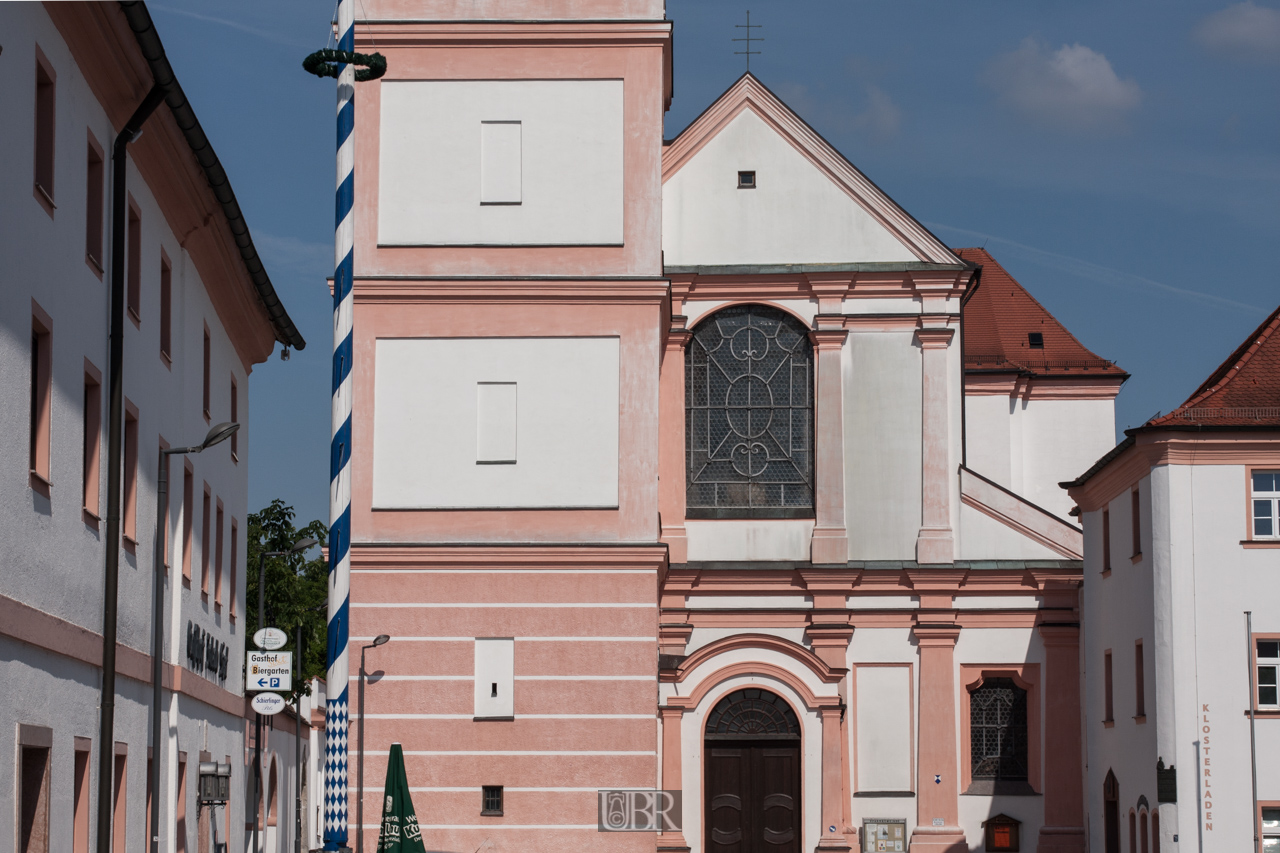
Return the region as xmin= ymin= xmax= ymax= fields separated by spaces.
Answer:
xmin=303 ymin=9 xmax=385 ymax=850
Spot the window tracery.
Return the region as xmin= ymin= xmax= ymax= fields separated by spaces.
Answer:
xmin=686 ymin=304 xmax=813 ymax=518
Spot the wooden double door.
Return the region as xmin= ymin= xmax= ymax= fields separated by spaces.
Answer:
xmin=705 ymin=740 xmax=801 ymax=853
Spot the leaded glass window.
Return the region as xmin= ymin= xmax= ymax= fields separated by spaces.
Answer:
xmin=970 ymin=677 xmax=1028 ymax=780
xmin=686 ymin=305 xmax=813 ymax=518
xmin=705 ymin=688 xmax=801 ymax=740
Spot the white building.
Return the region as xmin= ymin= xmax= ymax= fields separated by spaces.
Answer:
xmin=0 ymin=4 xmax=304 ymax=853
xmin=1065 ymin=304 xmax=1280 ymax=853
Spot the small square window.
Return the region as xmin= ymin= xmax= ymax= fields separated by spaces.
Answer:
xmin=738 ymin=170 xmax=756 ymax=189
xmin=1027 ymin=332 xmax=1044 ymax=349
xmin=481 ymin=786 xmax=503 ymax=816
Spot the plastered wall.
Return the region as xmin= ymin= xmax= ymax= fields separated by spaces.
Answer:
xmin=663 ymin=108 xmax=918 ymax=266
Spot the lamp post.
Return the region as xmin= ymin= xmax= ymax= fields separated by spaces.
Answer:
xmin=251 ymin=536 xmax=317 ymax=853
xmin=357 ymin=635 xmax=390 ymax=853
xmin=149 ymin=422 xmax=239 ymax=853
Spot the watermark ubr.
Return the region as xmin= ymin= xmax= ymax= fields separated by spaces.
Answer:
xmin=597 ymin=790 xmax=682 ymax=832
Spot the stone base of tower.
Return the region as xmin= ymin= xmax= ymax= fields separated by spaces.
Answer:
xmin=908 ymin=825 xmax=968 ymax=852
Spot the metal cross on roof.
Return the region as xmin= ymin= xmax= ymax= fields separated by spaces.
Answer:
xmin=733 ymin=10 xmax=762 ymax=71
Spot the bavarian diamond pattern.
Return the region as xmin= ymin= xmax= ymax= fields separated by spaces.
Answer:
xmin=324 ymin=695 xmax=349 ymax=836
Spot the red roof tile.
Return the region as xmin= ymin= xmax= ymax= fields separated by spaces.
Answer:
xmin=956 ymin=248 xmax=1126 ymax=378
xmin=1149 ymin=303 xmax=1280 ymax=427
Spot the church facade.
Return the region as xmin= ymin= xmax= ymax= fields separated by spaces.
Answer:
xmin=346 ymin=4 xmax=1125 ymax=852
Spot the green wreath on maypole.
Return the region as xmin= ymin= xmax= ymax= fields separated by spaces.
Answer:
xmin=302 ymin=48 xmax=387 ymax=81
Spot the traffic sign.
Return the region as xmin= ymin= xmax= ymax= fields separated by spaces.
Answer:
xmin=246 ymin=651 xmax=292 ymax=692
xmin=252 ymin=692 xmax=287 ymax=716
xmin=254 ymin=627 xmax=288 ymax=650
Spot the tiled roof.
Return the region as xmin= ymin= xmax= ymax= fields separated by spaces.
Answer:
xmin=956 ymin=248 xmax=1126 ymax=378
xmin=1148 ymin=303 xmax=1280 ymax=427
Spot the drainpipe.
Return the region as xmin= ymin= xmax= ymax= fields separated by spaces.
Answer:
xmin=96 ymin=81 xmax=166 ymax=853
xmin=958 ymin=262 xmax=982 ymax=469
xmin=1248 ymin=611 xmax=1260 ymax=852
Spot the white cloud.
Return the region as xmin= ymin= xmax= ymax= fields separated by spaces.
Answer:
xmin=985 ymin=38 xmax=1142 ymax=131
xmin=1194 ymin=2 xmax=1280 ymax=64
xmin=849 ymin=85 xmax=902 ymax=142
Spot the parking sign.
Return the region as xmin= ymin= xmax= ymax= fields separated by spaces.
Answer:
xmin=246 ymin=651 xmax=292 ymax=692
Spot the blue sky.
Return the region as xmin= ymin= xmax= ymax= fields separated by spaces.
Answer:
xmin=146 ymin=0 xmax=1280 ymax=528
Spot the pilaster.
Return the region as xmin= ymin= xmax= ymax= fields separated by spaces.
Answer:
xmin=1036 ymin=623 xmax=1087 ymax=853
xmin=914 ymin=325 xmax=956 ymax=565
xmin=817 ymin=706 xmax=853 ymax=851
xmin=657 ymin=701 xmax=692 ymax=852
xmin=660 ymin=319 xmax=692 ymax=563
xmin=809 ymin=317 xmax=850 ymax=565
xmin=910 ymin=623 xmax=966 ymax=853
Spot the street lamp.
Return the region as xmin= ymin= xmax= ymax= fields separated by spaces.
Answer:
xmin=251 ymin=536 xmax=317 ymax=853
xmin=150 ymin=422 xmax=239 ymax=853
xmin=357 ymin=634 xmax=390 ymax=853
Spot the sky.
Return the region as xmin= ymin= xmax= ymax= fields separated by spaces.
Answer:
xmin=144 ymin=0 xmax=1280 ymax=529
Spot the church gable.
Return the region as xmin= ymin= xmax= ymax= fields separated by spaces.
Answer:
xmin=662 ymin=74 xmax=959 ymax=268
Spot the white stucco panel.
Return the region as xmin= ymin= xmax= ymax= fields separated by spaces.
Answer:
xmin=663 ymin=108 xmax=919 ymax=265
xmin=855 ymin=665 xmax=913 ymax=791
xmin=685 ymin=519 xmax=816 ymax=561
xmin=379 ymin=79 xmax=624 ymax=245
xmin=372 ymin=337 xmax=620 ymax=508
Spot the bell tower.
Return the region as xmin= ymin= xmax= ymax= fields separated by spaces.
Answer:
xmin=346 ymin=2 xmax=672 ymax=850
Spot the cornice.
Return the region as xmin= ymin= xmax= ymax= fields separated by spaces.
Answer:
xmin=352 ymin=279 xmax=670 ymax=304
xmin=350 ymin=543 xmax=668 ymax=569
xmin=1066 ymin=430 xmax=1280 ymax=512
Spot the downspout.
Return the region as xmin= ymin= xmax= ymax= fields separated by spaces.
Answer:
xmin=1248 ymin=611 xmax=1260 ymax=852
xmin=96 ymin=81 xmax=167 ymax=853
xmin=958 ymin=263 xmax=982 ymax=469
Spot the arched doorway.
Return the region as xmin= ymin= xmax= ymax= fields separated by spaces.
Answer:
xmin=1103 ymin=770 xmax=1120 ymax=853
xmin=265 ymin=760 xmax=279 ymax=853
xmin=704 ymin=688 xmax=802 ymax=853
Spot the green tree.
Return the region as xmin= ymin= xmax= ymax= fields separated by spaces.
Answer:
xmin=246 ymin=499 xmax=328 ymax=698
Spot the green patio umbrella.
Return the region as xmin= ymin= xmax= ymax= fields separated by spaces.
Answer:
xmin=376 ymin=743 xmax=427 ymax=853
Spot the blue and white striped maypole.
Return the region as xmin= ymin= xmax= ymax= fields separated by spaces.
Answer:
xmin=325 ymin=0 xmax=356 ymax=845
xmin=324 ymin=0 xmax=355 ymax=842
xmin=303 ymin=5 xmax=384 ymax=850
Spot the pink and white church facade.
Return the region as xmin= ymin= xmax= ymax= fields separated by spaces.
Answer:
xmin=345 ymin=3 xmax=1126 ymax=852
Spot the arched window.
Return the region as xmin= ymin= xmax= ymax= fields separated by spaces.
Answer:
xmin=1151 ymin=811 xmax=1160 ymax=853
xmin=705 ymin=688 xmax=801 ymax=740
xmin=1103 ymin=771 xmax=1120 ymax=853
xmin=1128 ymin=810 xmax=1136 ymax=853
xmin=686 ymin=305 xmax=813 ymax=518
xmin=969 ymin=677 xmax=1028 ymax=791
xmin=1140 ymin=809 xmax=1149 ymax=853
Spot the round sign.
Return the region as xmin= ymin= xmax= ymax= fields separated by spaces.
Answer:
xmin=254 ymin=627 xmax=288 ymax=650
xmin=252 ymin=692 xmax=287 ymax=716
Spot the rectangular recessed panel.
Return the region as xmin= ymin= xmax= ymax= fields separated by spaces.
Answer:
xmin=373 ymin=337 xmax=620 ymax=508
xmin=476 ymin=382 xmax=517 ymax=463
xmin=378 ymin=80 xmax=623 ymax=245
xmin=480 ymin=122 xmax=521 ymax=204
xmin=474 ymin=638 xmax=514 ymax=719
xmin=856 ymin=666 xmax=912 ymax=792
